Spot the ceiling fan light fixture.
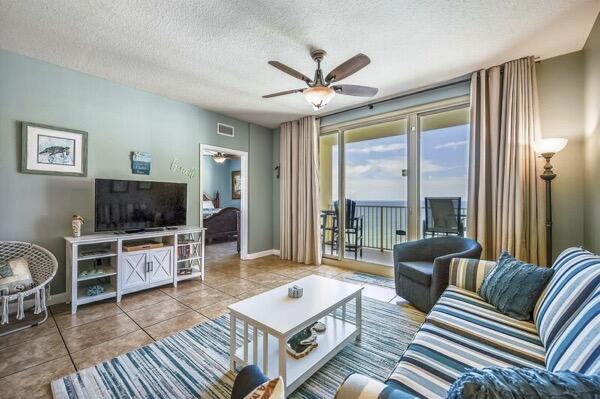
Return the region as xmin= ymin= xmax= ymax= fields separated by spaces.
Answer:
xmin=303 ymin=86 xmax=335 ymax=110
xmin=213 ymin=153 xmax=227 ymax=164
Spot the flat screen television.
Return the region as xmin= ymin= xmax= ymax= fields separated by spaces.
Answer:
xmin=95 ymin=179 xmax=187 ymax=232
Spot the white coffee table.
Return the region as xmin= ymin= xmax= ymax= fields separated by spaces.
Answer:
xmin=228 ymin=275 xmax=363 ymax=392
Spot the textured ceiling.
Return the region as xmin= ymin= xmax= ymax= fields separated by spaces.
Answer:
xmin=1 ymin=1 xmax=599 ymax=128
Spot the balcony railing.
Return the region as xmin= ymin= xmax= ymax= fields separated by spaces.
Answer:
xmin=355 ymin=205 xmax=468 ymax=251
xmin=355 ymin=205 xmax=407 ymax=251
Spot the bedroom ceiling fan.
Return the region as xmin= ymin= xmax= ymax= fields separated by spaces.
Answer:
xmin=263 ymin=49 xmax=378 ymax=110
xmin=205 ymin=151 xmax=236 ymax=164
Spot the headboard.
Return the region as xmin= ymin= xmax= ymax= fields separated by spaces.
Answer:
xmin=203 ymin=192 xmax=220 ymax=208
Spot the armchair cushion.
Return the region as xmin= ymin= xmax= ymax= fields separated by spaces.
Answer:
xmin=0 ymin=257 xmax=34 ymax=295
xmin=396 ymin=261 xmax=433 ymax=286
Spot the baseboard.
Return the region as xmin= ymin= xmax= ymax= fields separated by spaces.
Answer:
xmin=322 ymin=257 xmax=394 ymax=278
xmin=245 ymin=249 xmax=280 ymax=259
xmin=48 ymin=292 xmax=68 ymax=306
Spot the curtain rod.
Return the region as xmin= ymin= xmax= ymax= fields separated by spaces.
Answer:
xmin=316 ymin=75 xmax=470 ymax=120
xmin=317 ymin=56 xmax=539 ymax=121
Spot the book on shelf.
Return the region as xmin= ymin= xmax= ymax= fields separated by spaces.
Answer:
xmin=177 ymin=245 xmax=191 ymax=260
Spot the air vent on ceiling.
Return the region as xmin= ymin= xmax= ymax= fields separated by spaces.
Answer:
xmin=217 ymin=123 xmax=234 ymax=137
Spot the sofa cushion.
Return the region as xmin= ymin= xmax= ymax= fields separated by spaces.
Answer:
xmin=396 ymin=261 xmax=433 ymax=286
xmin=533 ymin=247 xmax=600 ymax=349
xmin=447 ymin=367 xmax=600 ymax=399
xmin=479 ymin=251 xmax=553 ymax=320
xmin=545 ymin=288 xmax=600 ymax=374
xmin=449 ymin=258 xmax=496 ymax=293
xmin=387 ymin=286 xmax=545 ymax=398
xmin=335 ymin=374 xmax=415 ymax=399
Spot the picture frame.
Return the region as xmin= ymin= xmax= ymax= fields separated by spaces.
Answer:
xmin=21 ymin=122 xmax=88 ymax=177
xmin=131 ymin=151 xmax=151 ymax=175
xmin=231 ymin=170 xmax=241 ymax=199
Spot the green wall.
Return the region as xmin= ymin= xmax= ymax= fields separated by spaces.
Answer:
xmin=537 ymin=51 xmax=586 ymax=259
xmin=0 ymin=50 xmax=275 ymax=294
xmin=272 ymin=129 xmax=280 ymax=250
xmin=584 ymin=14 xmax=600 ymax=253
xmin=249 ymin=124 xmax=274 ymax=252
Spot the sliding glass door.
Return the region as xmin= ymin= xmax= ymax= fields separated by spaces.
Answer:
xmin=319 ymin=98 xmax=470 ymax=267
xmin=319 ymin=133 xmax=340 ymax=257
xmin=419 ymin=107 xmax=470 ymax=238
xmin=342 ymin=120 xmax=408 ymax=264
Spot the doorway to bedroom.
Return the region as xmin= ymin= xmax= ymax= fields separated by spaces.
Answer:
xmin=200 ymin=144 xmax=248 ymax=261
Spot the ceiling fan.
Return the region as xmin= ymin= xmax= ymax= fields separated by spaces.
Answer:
xmin=263 ymin=49 xmax=378 ymax=110
xmin=205 ymin=151 xmax=236 ymax=164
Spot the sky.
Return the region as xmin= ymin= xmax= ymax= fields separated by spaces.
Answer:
xmin=331 ymin=124 xmax=469 ymax=204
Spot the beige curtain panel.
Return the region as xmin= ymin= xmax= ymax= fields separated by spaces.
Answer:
xmin=468 ymin=56 xmax=547 ymax=265
xmin=279 ymin=116 xmax=321 ymax=265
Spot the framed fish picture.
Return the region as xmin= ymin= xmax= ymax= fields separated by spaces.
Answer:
xmin=21 ymin=122 xmax=87 ymax=177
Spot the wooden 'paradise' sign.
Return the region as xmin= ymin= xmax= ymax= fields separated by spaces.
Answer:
xmin=170 ymin=159 xmax=196 ymax=178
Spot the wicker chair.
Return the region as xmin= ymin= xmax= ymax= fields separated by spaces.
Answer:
xmin=0 ymin=241 xmax=58 ymax=336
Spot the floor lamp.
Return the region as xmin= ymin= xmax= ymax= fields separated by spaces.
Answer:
xmin=534 ymin=138 xmax=568 ymax=266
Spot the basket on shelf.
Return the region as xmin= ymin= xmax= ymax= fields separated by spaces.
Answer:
xmin=0 ymin=241 xmax=58 ymax=335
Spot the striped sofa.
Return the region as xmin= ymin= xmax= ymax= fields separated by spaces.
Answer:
xmin=336 ymin=247 xmax=600 ymax=398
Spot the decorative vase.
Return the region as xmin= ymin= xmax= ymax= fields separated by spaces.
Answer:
xmin=71 ymin=215 xmax=84 ymax=237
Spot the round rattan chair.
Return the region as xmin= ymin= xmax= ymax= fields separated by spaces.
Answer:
xmin=0 ymin=241 xmax=58 ymax=336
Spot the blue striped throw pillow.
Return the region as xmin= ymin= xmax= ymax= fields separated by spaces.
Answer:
xmin=545 ymin=289 xmax=600 ymax=374
xmin=533 ymin=247 xmax=600 ymax=349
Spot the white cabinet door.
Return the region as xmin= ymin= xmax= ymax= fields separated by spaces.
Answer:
xmin=121 ymin=252 xmax=149 ymax=290
xmin=148 ymin=247 xmax=173 ymax=283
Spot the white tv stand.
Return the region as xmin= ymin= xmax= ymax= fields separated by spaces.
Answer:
xmin=65 ymin=226 xmax=205 ymax=314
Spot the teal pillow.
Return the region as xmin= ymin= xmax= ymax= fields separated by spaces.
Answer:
xmin=447 ymin=367 xmax=600 ymax=399
xmin=479 ymin=251 xmax=553 ymax=320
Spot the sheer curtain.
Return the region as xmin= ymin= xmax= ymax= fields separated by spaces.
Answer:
xmin=279 ymin=116 xmax=321 ymax=265
xmin=468 ymin=56 xmax=546 ymax=265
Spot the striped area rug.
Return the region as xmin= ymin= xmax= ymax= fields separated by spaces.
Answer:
xmin=51 ymin=298 xmax=424 ymax=399
xmin=341 ymin=272 xmax=395 ymax=289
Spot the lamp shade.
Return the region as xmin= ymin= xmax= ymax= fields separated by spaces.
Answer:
xmin=534 ymin=138 xmax=568 ymax=155
xmin=303 ymin=86 xmax=335 ymax=110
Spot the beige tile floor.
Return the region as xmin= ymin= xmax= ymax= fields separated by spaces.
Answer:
xmin=0 ymin=241 xmax=410 ymax=399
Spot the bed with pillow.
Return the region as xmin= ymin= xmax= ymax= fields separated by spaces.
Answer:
xmin=203 ymin=193 xmax=240 ymax=250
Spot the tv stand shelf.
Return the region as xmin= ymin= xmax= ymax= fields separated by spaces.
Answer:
xmin=65 ymin=226 xmax=205 ymax=313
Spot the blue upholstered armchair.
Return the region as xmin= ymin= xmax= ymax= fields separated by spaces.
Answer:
xmin=393 ymin=236 xmax=482 ymax=313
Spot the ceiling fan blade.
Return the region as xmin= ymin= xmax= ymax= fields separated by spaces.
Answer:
xmin=332 ymin=84 xmax=378 ymax=97
xmin=262 ymin=88 xmax=304 ymax=98
xmin=268 ymin=61 xmax=312 ymax=84
xmin=325 ymin=54 xmax=371 ymax=83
